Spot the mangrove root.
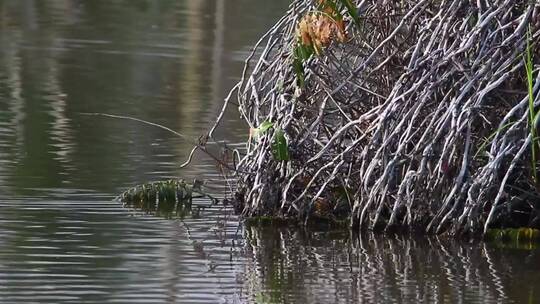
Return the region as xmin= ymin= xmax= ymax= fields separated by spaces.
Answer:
xmin=218 ymin=0 xmax=540 ymax=235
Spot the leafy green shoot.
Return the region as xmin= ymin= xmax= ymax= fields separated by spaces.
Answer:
xmin=474 ymin=121 xmax=516 ymax=160
xmin=293 ymin=43 xmax=314 ymax=87
xmin=524 ymin=26 xmax=538 ymax=183
xmin=336 ymin=0 xmax=361 ymax=30
xmin=271 ymin=128 xmax=290 ymax=161
xmin=251 ymin=120 xmax=274 ymax=141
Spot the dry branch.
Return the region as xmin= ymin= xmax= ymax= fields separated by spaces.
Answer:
xmin=217 ymin=0 xmax=540 ymax=236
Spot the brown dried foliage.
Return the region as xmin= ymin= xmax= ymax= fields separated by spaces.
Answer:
xmin=296 ymin=12 xmax=346 ymax=54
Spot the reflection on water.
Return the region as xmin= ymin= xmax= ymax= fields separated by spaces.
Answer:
xmin=0 ymin=1 xmax=538 ymax=303
xmin=242 ymin=227 xmax=540 ymax=304
xmin=0 ymin=195 xmax=244 ymax=303
xmin=0 ymin=0 xmax=288 ymax=195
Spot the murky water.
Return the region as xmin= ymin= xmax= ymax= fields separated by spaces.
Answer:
xmin=0 ymin=1 xmax=538 ymax=303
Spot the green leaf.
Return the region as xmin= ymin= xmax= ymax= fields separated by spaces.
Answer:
xmin=251 ymin=120 xmax=274 ymax=141
xmin=255 ymin=120 xmax=274 ymax=135
xmin=534 ymin=111 xmax=540 ymax=130
xmin=524 ymin=25 xmax=538 ymax=183
xmin=473 ymin=121 xmax=516 ymax=159
xmin=293 ymin=40 xmax=315 ymax=88
xmin=258 ymin=120 xmax=274 ymax=133
xmin=299 ymin=44 xmax=314 ymax=60
xmin=271 ymin=128 xmax=290 ymax=161
xmin=293 ymin=59 xmax=305 ymax=87
xmin=293 ymin=45 xmax=304 ymax=87
xmin=337 ymin=0 xmax=361 ymax=30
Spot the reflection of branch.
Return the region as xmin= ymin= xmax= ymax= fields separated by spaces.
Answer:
xmin=242 ymin=229 xmax=517 ymax=303
xmin=179 ymin=215 xmax=223 ymax=274
xmin=178 ymin=218 xmax=192 ymax=238
xmin=482 ymin=242 xmax=508 ymax=299
xmin=192 ymin=191 xmax=219 ymax=205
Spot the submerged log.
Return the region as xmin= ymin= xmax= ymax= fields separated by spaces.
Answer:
xmin=116 ymin=179 xmax=217 ymax=218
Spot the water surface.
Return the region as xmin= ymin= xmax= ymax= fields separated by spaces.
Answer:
xmin=0 ymin=1 xmax=538 ymax=303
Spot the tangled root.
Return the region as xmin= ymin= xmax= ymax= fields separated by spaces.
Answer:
xmin=217 ymin=0 xmax=540 ymax=235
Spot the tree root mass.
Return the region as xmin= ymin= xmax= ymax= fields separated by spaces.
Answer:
xmin=219 ymin=0 xmax=540 ymax=236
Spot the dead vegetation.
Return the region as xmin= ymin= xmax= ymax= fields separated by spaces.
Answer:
xmin=213 ymin=0 xmax=540 ymax=236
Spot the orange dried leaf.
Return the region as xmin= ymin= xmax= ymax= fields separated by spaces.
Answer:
xmin=296 ymin=12 xmax=345 ymax=54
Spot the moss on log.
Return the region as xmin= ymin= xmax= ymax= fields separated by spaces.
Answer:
xmin=116 ymin=179 xmax=215 ymax=218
